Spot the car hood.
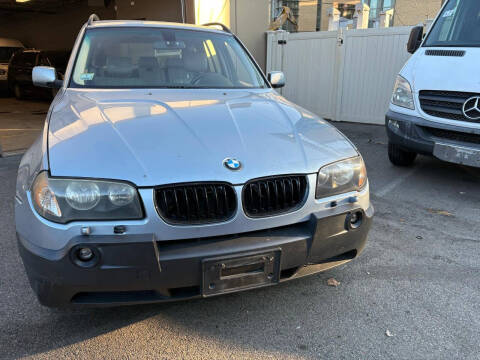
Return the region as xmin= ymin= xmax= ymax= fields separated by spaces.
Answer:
xmin=402 ymin=47 xmax=480 ymax=93
xmin=48 ymin=89 xmax=357 ymax=186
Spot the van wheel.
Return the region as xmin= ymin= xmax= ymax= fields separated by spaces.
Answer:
xmin=14 ymin=84 xmax=23 ymax=100
xmin=388 ymin=142 xmax=417 ymax=166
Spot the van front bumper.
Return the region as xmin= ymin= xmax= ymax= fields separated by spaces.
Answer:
xmin=18 ymin=206 xmax=373 ymax=308
xmin=386 ymin=110 xmax=480 ymax=167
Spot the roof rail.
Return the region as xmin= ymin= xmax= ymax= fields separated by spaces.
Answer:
xmin=88 ymin=14 xmax=100 ymax=25
xmin=201 ymin=22 xmax=232 ymax=34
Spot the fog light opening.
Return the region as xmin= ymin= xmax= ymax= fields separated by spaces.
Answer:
xmin=70 ymin=245 xmax=100 ymax=268
xmin=78 ymin=247 xmax=94 ymax=262
xmin=348 ymin=211 xmax=363 ymax=229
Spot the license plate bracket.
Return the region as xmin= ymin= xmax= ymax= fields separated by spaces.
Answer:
xmin=202 ymin=250 xmax=281 ymax=297
xmin=433 ymin=142 xmax=480 ymax=167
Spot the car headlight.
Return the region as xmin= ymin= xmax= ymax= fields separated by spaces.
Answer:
xmin=31 ymin=171 xmax=143 ymax=223
xmin=391 ymin=75 xmax=415 ymax=110
xmin=316 ymin=156 xmax=367 ymax=198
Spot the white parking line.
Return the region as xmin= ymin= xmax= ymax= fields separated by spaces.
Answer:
xmin=0 ymin=129 xmax=42 ymax=131
xmin=375 ymin=165 xmax=422 ymax=198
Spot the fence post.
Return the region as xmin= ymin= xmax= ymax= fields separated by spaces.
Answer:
xmin=332 ymin=27 xmax=345 ymax=122
xmin=265 ymin=30 xmax=288 ymax=95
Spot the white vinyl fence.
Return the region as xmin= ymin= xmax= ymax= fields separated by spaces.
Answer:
xmin=266 ymin=27 xmax=413 ymax=125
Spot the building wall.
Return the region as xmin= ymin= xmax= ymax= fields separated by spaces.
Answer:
xmin=194 ymin=0 xmax=230 ymax=25
xmin=0 ymin=0 xmax=192 ymax=51
xmin=297 ymin=0 xmax=319 ymax=32
xmin=393 ymin=0 xmax=443 ymax=26
xmin=0 ymin=0 xmax=268 ymax=72
xmin=115 ymin=0 xmax=194 ymax=22
xmin=0 ymin=1 xmax=116 ymax=50
xmin=229 ymin=0 xmax=270 ymax=71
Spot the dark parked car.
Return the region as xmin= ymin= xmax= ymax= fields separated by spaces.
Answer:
xmin=8 ymin=49 xmax=69 ymax=99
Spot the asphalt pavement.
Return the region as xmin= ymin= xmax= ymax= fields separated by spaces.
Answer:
xmin=1 ymin=122 xmax=479 ymax=360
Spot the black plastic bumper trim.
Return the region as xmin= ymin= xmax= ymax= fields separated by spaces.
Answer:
xmin=18 ymin=207 xmax=373 ymax=308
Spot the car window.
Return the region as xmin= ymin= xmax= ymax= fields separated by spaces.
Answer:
xmin=38 ymin=54 xmax=51 ymax=66
xmin=21 ymin=53 xmax=37 ymax=67
xmin=71 ymin=27 xmax=268 ymax=89
xmin=223 ymin=41 xmax=260 ymax=87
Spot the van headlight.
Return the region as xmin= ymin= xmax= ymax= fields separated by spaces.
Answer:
xmin=391 ymin=75 xmax=415 ymax=110
xmin=316 ymin=156 xmax=367 ymax=198
xmin=31 ymin=171 xmax=143 ymax=223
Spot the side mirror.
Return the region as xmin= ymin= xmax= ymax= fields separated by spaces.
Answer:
xmin=267 ymin=71 xmax=285 ymax=88
xmin=407 ymin=26 xmax=423 ymax=54
xmin=32 ymin=66 xmax=63 ymax=89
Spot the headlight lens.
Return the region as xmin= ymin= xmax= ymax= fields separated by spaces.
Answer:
xmin=391 ymin=75 xmax=415 ymax=110
xmin=65 ymin=181 xmax=101 ymax=210
xmin=31 ymin=172 xmax=143 ymax=223
xmin=316 ymin=156 xmax=367 ymax=198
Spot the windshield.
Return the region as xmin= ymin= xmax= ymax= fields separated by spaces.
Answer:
xmin=424 ymin=0 xmax=480 ymax=47
xmin=71 ymin=27 xmax=268 ymax=89
xmin=0 ymin=47 xmax=22 ymax=63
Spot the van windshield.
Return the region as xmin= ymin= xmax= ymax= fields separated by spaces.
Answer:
xmin=424 ymin=0 xmax=480 ymax=47
xmin=0 ymin=47 xmax=22 ymax=63
xmin=71 ymin=27 xmax=268 ymax=89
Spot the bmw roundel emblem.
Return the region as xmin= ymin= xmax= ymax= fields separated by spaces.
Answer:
xmin=223 ymin=158 xmax=241 ymax=170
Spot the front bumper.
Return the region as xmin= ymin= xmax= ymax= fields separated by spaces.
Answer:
xmin=386 ymin=110 xmax=480 ymax=167
xmin=18 ymin=206 xmax=373 ymax=307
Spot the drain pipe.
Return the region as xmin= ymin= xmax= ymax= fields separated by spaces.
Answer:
xmin=180 ymin=0 xmax=186 ymax=23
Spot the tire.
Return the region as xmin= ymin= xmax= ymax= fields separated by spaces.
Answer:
xmin=388 ymin=142 xmax=417 ymax=166
xmin=14 ymin=83 xmax=23 ymax=100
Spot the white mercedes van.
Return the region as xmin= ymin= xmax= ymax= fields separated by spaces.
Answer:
xmin=0 ymin=38 xmax=24 ymax=93
xmin=386 ymin=0 xmax=480 ymax=168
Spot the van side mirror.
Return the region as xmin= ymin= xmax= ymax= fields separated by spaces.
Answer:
xmin=268 ymin=71 xmax=285 ymax=88
xmin=32 ymin=66 xmax=63 ymax=89
xmin=407 ymin=26 xmax=424 ymax=54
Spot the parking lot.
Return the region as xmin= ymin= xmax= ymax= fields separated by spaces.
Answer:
xmin=0 ymin=98 xmax=47 ymax=156
xmin=0 ymin=115 xmax=479 ymax=359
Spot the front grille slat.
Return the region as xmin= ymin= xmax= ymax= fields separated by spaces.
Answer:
xmin=422 ymin=126 xmax=480 ymax=145
xmin=420 ymin=95 xmax=466 ymax=104
xmin=419 ymin=90 xmax=480 ymax=123
xmin=155 ymin=183 xmax=236 ymax=225
xmin=173 ymin=189 xmax=181 ymax=220
xmin=293 ymin=178 xmax=300 ymax=202
xmin=183 ymin=188 xmax=191 ymax=221
xmin=243 ymin=175 xmax=308 ymax=218
xmin=421 ymin=104 xmax=463 ymax=115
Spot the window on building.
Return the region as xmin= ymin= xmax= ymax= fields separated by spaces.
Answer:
xmin=364 ymin=0 xmax=396 ymax=27
xmin=270 ymin=0 xmax=401 ymax=31
xmin=272 ymin=0 xmax=323 ymax=32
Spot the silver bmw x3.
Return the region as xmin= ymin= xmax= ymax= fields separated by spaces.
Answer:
xmin=15 ymin=16 xmax=373 ymax=307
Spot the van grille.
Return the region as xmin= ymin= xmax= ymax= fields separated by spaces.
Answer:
xmin=155 ymin=183 xmax=237 ymax=224
xmin=243 ymin=175 xmax=308 ymax=217
xmin=422 ymin=127 xmax=480 ymax=145
xmin=419 ymin=90 xmax=480 ymax=123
